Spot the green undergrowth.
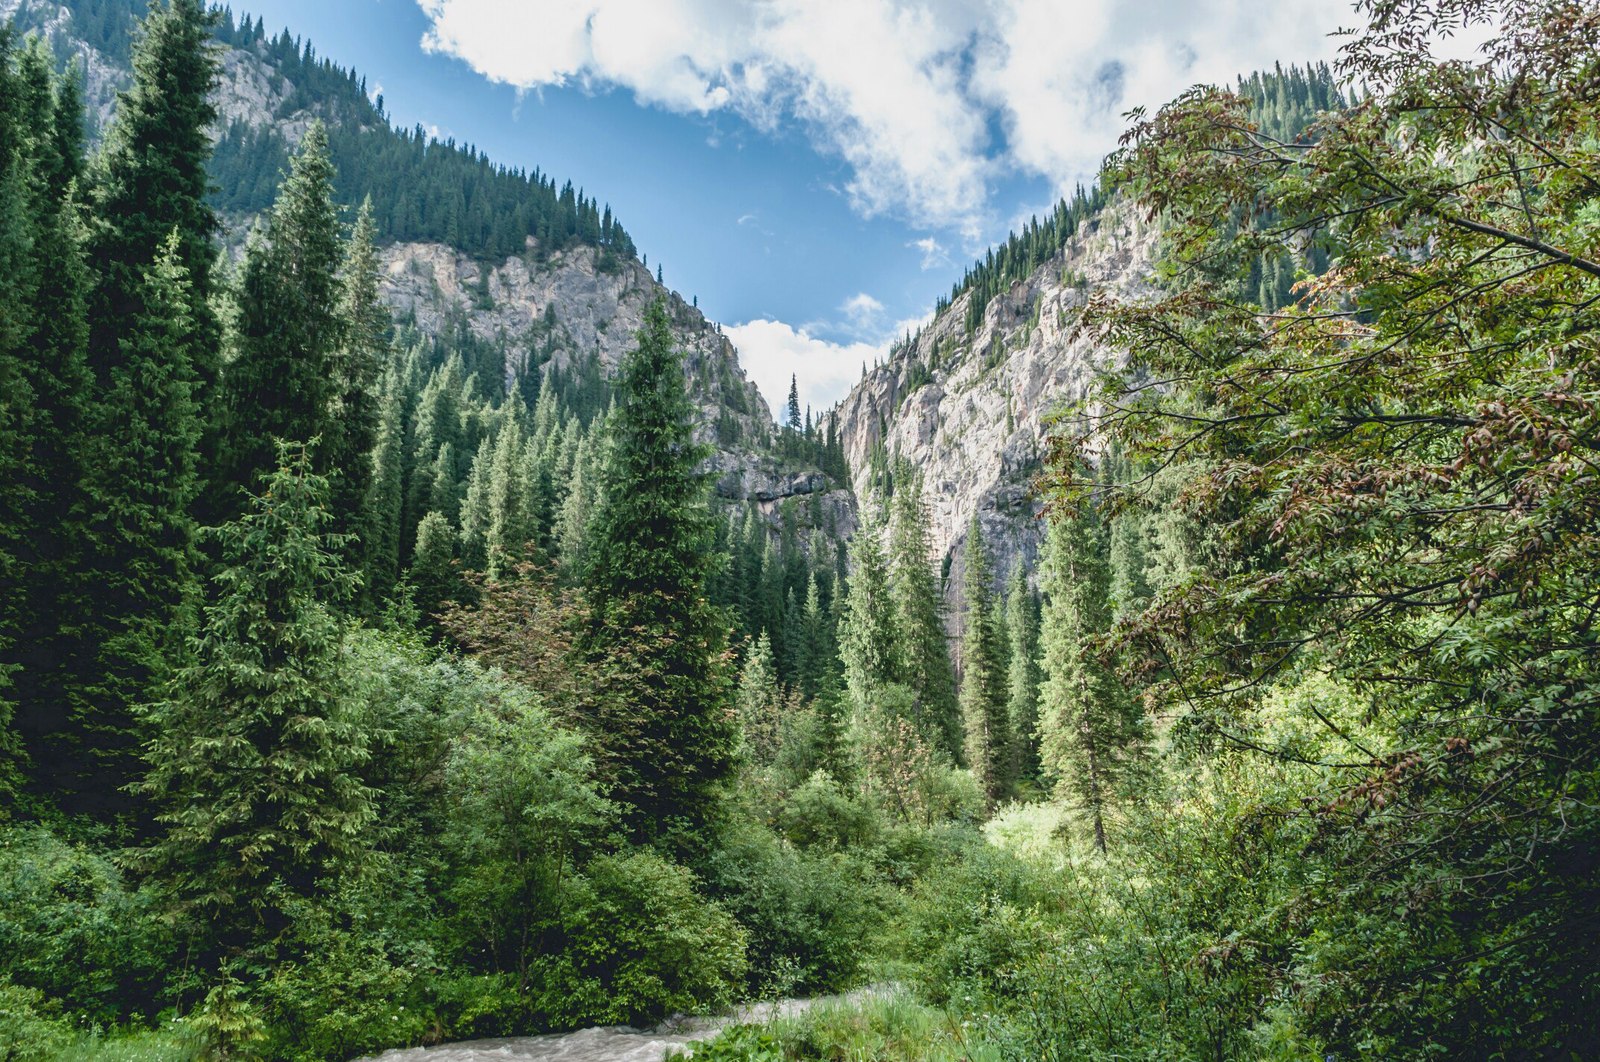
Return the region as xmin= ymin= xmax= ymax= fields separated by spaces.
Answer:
xmin=670 ymin=991 xmax=1001 ymax=1062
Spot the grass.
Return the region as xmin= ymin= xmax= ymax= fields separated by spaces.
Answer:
xmin=670 ymin=989 xmax=1002 ymax=1062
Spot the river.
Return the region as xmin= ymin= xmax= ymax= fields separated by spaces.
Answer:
xmin=361 ymin=992 xmax=871 ymax=1062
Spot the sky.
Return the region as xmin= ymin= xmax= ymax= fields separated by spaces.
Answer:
xmin=237 ymin=0 xmax=1355 ymax=417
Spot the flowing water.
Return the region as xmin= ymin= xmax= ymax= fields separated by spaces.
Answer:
xmin=362 ymin=993 xmax=870 ymax=1062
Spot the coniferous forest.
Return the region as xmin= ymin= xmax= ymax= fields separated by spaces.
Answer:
xmin=1 ymin=0 xmax=1597 ymax=1060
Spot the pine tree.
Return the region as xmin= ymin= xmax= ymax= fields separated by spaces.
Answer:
xmin=64 ymin=234 xmax=203 ymax=815
xmin=959 ymin=517 xmax=1012 ymax=803
xmin=583 ymin=299 xmax=736 ymax=846
xmin=88 ymin=0 xmax=221 ymax=482
xmin=1003 ymin=564 xmax=1043 ymax=785
xmin=140 ymin=446 xmax=372 ymax=954
xmin=1039 ymin=502 xmax=1144 ymax=853
xmin=411 ymin=510 xmax=460 ymax=623
xmin=735 ymin=631 xmax=783 ymax=765
xmin=786 ymin=374 xmax=801 ymax=430
xmin=218 ymin=121 xmax=344 ymax=512
xmin=327 ymin=197 xmax=388 ymax=579
xmin=888 ymin=475 xmax=961 ymax=759
xmin=839 ymin=509 xmax=900 ymax=715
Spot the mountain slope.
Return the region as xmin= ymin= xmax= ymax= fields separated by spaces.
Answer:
xmin=828 ymin=199 xmax=1159 ymax=601
xmin=829 ymin=64 xmax=1344 ymax=605
xmin=3 ymin=0 xmax=838 ymax=510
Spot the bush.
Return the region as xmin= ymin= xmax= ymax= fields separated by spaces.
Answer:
xmin=703 ymin=822 xmax=883 ymax=997
xmin=670 ymin=992 xmax=1000 ymax=1062
xmin=532 ymin=851 xmax=748 ymax=1028
xmin=256 ymin=886 xmax=438 ymax=1062
xmin=777 ymin=771 xmax=880 ymax=851
xmin=0 ymin=979 xmax=73 ymax=1061
xmin=0 ymin=828 xmax=173 ymax=1025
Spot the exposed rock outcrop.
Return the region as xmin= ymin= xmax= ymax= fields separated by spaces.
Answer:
xmin=825 ymin=200 xmax=1159 ymax=602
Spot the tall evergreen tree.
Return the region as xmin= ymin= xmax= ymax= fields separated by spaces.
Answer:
xmin=139 ymin=447 xmax=372 ymax=955
xmin=838 ymin=510 xmax=900 ymax=717
xmin=887 ymin=475 xmax=961 ymax=758
xmin=410 ymin=510 xmax=460 ymax=623
xmin=1003 ymin=564 xmax=1043 ymax=785
xmin=1039 ymin=501 xmax=1143 ymax=853
xmin=362 ymin=367 xmax=406 ymax=604
xmin=958 ymin=517 xmax=1012 ymax=803
xmin=327 ymin=197 xmax=388 ymax=579
xmin=38 ymin=0 xmax=219 ymax=818
xmin=88 ymin=0 xmax=221 ymax=474
xmin=218 ymin=121 xmax=344 ymax=511
xmin=785 ymin=374 xmax=801 ymax=430
xmin=735 ymin=631 xmax=782 ymax=766
xmin=64 ymin=234 xmax=203 ymax=815
xmin=0 ymin=40 xmax=95 ymax=803
xmin=582 ymin=299 xmax=735 ymax=847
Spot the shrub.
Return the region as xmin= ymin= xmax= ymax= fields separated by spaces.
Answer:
xmin=0 ymin=828 xmax=173 ymax=1025
xmin=256 ymin=887 xmax=437 ymax=1062
xmin=703 ymin=823 xmax=883 ymax=997
xmin=777 ymin=771 xmax=880 ymax=852
xmin=532 ymin=851 xmax=748 ymax=1028
xmin=0 ymin=979 xmax=73 ymax=1061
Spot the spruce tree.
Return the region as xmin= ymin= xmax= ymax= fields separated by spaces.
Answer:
xmin=327 ymin=197 xmax=388 ymax=578
xmin=88 ymin=0 xmax=221 ymax=474
xmin=362 ymin=368 xmax=406 ymax=604
xmin=786 ymin=374 xmax=801 ymax=430
xmin=1003 ymin=564 xmax=1043 ymax=785
xmin=959 ymin=517 xmax=1012 ymax=803
xmin=67 ymin=235 xmax=203 ymax=815
xmin=735 ymin=631 xmax=782 ymax=765
xmin=888 ymin=475 xmax=961 ymax=758
xmin=1039 ymin=502 xmax=1144 ymax=853
xmin=218 ymin=122 xmax=344 ymax=511
xmin=839 ymin=510 xmax=900 ymax=715
xmin=554 ymin=432 xmax=596 ymax=582
xmin=411 ymin=510 xmax=461 ymax=623
xmin=45 ymin=0 xmax=217 ymax=817
xmin=140 ymin=446 xmax=372 ymax=954
xmin=0 ymin=42 xmax=95 ymax=802
xmin=583 ymin=299 xmax=736 ymax=846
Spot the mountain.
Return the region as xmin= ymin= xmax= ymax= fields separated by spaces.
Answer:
xmin=827 ymin=198 xmax=1158 ymax=603
xmin=827 ymin=63 xmax=1345 ymax=607
xmin=1 ymin=0 xmax=848 ymax=515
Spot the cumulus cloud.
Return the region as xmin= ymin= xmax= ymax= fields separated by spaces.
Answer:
xmin=726 ymin=318 xmax=882 ymax=416
xmin=416 ymin=0 xmax=1350 ymax=232
xmin=910 ymin=236 xmax=950 ymax=270
xmin=839 ymin=292 xmax=886 ymax=335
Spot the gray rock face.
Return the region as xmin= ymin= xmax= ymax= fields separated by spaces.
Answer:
xmin=376 ymin=240 xmax=781 ymax=481
xmin=10 ymin=0 xmax=804 ymax=511
xmin=0 ymin=0 xmax=128 ymax=129
xmin=824 ymin=201 xmax=1159 ymax=602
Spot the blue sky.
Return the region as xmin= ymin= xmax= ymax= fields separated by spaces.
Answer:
xmin=235 ymin=0 xmax=1349 ymax=415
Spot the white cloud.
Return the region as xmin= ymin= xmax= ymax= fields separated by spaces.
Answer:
xmin=840 ymin=292 xmax=886 ymax=334
xmin=910 ymin=236 xmax=950 ymax=270
xmin=416 ymin=0 xmax=1354 ymax=233
xmin=726 ymin=318 xmax=882 ymax=415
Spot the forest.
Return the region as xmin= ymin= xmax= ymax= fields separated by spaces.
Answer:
xmin=1 ymin=0 xmax=1596 ymax=1059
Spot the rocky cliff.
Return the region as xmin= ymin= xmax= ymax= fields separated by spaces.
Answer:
xmin=377 ymin=237 xmax=800 ymax=491
xmin=3 ymin=0 xmax=844 ymax=515
xmin=826 ymin=199 xmax=1159 ymax=601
